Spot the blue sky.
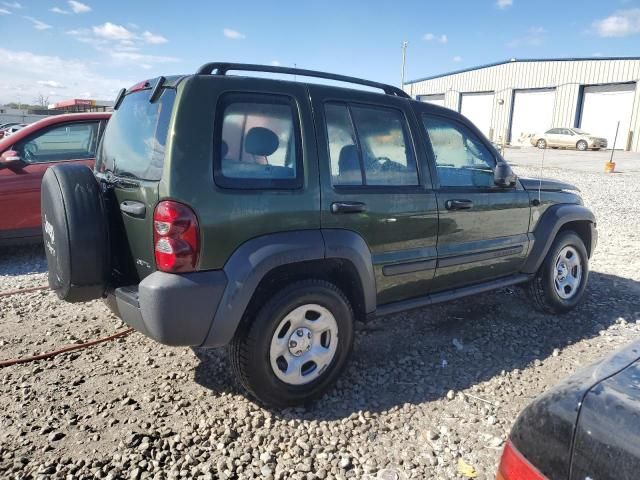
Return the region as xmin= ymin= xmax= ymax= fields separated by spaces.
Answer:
xmin=0 ymin=0 xmax=639 ymax=104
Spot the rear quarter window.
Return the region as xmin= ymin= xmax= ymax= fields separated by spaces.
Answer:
xmin=213 ymin=93 xmax=302 ymax=189
xmin=97 ymin=88 xmax=176 ymax=181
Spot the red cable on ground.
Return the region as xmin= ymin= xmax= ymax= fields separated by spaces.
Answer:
xmin=0 ymin=328 xmax=134 ymax=368
xmin=0 ymin=285 xmax=49 ymax=298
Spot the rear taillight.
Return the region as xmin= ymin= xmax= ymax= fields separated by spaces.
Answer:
xmin=497 ymin=441 xmax=548 ymax=480
xmin=153 ymin=201 xmax=199 ymax=273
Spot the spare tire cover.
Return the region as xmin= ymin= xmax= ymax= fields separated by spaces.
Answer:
xmin=41 ymin=164 xmax=109 ymax=302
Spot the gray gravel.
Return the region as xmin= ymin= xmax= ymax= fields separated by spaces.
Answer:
xmin=1 ymin=163 xmax=639 ymax=479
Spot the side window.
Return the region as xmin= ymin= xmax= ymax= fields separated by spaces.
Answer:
xmin=17 ymin=122 xmax=99 ymax=164
xmin=422 ymin=115 xmax=496 ymax=188
xmin=215 ymin=94 xmax=301 ymax=189
xmin=325 ymin=102 xmax=418 ymax=187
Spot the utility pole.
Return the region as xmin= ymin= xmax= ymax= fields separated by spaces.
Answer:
xmin=401 ymin=41 xmax=408 ymax=88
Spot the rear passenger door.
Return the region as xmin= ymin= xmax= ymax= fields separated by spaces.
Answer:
xmin=309 ymin=85 xmax=439 ymax=305
xmin=416 ymin=109 xmax=531 ymax=291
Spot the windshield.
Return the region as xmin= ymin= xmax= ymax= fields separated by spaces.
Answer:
xmin=572 ymin=128 xmax=590 ymax=135
xmin=96 ymin=87 xmax=175 ymax=181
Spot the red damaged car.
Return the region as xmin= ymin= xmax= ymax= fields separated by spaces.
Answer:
xmin=0 ymin=112 xmax=110 ymax=246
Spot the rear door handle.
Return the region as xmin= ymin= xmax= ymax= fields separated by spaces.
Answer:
xmin=331 ymin=201 xmax=366 ymax=214
xmin=120 ymin=200 xmax=146 ymax=218
xmin=445 ymin=199 xmax=473 ymax=210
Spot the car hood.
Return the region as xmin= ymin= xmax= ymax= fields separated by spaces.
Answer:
xmin=519 ymin=177 xmax=579 ymax=192
xmin=510 ymin=340 xmax=640 ymax=479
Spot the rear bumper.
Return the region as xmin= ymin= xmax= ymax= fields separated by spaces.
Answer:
xmin=104 ymin=270 xmax=227 ymax=346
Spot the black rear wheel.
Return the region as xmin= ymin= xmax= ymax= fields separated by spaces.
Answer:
xmin=229 ymin=280 xmax=354 ymax=407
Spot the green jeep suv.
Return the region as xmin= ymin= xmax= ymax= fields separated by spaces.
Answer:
xmin=41 ymin=63 xmax=597 ymax=407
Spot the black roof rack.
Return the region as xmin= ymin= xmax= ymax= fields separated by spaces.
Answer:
xmin=195 ymin=62 xmax=410 ymax=99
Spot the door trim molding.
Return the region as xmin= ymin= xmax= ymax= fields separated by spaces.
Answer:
xmin=437 ymin=245 xmax=524 ymax=268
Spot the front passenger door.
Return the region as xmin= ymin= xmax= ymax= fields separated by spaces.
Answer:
xmin=419 ymin=113 xmax=531 ymax=291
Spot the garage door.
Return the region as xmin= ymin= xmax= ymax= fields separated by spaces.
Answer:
xmin=460 ymin=92 xmax=493 ymax=139
xmin=580 ymin=83 xmax=636 ymax=150
xmin=417 ymin=94 xmax=445 ymax=107
xmin=510 ymin=89 xmax=555 ymax=146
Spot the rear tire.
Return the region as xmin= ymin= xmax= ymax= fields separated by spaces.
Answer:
xmin=528 ymin=231 xmax=589 ymax=314
xmin=576 ymin=140 xmax=588 ymax=151
xmin=536 ymin=139 xmax=547 ymax=149
xmin=229 ymin=280 xmax=354 ymax=408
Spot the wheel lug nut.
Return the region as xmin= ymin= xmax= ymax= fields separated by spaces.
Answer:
xmin=289 ymin=340 xmax=297 ymax=348
xmin=296 ymin=330 xmax=303 ymax=337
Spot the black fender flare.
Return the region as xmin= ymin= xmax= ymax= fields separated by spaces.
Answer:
xmin=200 ymin=229 xmax=376 ymax=348
xmin=521 ymin=204 xmax=596 ymax=274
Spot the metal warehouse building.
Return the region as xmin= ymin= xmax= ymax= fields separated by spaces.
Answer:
xmin=404 ymin=57 xmax=640 ymax=151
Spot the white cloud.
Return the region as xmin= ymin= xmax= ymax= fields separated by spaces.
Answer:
xmin=0 ymin=48 xmax=135 ymax=104
xmin=223 ymin=28 xmax=245 ymax=39
xmin=24 ymin=16 xmax=52 ymax=30
xmin=593 ymin=9 xmax=640 ymax=37
xmin=109 ymin=51 xmax=178 ymax=64
xmin=0 ymin=7 xmax=10 ymax=14
xmin=68 ymin=0 xmax=91 ymax=13
xmin=50 ymin=7 xmax=69 ymax=14
xmin=496 ymin=0 xmax=512 ymax=8
xmin=2 ymin=1 xmax=21 ymax=8
xmin=93 ymin=22 xmax=134 ymax=41
xmin=423 ymin=32 xmax=448 ymax=43
xmin=452 ymin=55 xmax=462 ymax=62
xmin=37 ymin=80 xmax=65 ymax=89
xmin=271 ymin=60 xmax=281 ymax=66
xmin=142 ymin=31 xmax=168 ymax=44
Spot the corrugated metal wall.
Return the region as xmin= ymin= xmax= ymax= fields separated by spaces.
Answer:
xmin=404 ymin=59 xmax=640 ymax=151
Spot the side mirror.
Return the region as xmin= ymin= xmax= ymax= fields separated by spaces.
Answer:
xmin=0 ymin=150 xmax=25 ymax=170
xmin=494 ymin=161 xmax=517 ymax=188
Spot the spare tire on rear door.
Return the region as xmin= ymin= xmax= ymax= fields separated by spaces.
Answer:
xmin=41 ymin=164 xmax=110 ymax=302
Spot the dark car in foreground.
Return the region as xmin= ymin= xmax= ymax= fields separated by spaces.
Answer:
xmin=41 ymin=63 xmax=596 ymax=407
xmin=497 ymin=340 xmax=640 ymax=480
xmin=0 ymin=112 xmax=110 ymax=246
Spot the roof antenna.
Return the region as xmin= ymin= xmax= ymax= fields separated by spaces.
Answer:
xmin=538 ymin=140 xmax=546 ymax=204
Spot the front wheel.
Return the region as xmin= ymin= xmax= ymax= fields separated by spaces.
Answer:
xmin=229 ymin=280 xmax=354 ymax=407
xmin=536 ymin=139 xmax=547 ymax=149
xmin=528 ymin=231 xmax=589 ymax=314
xmin=576 ymin=140 xmax=588 ymax=151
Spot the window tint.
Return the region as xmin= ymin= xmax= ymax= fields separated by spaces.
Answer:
xmin=547 ymin=128 xmax=561 ymax=134
xmin=422 ymin=115 xmax=495 ymax=188
xmin=217 ymin=94 xmax=300 ymax=188
xmin=325 ymin=103 xmax=418 ymax=187
xmin=325 ymin=103 xmax=361 ymax=185
xmin=98 ymin=88 xmax=175 ymax=181
xmin=17 ymin=122 xmax=99 ymax=164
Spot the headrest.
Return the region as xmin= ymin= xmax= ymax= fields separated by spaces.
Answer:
xmin=244 ymin=127 xmax=279 ymax=157
xmin=220 ymin=140 xmax=228 ymax=159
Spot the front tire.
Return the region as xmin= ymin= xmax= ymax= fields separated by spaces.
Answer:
xmin=229 ymin=280 xmax=355 ymax=407
xmin=528 ymin=231 xmax=589 ymax=314
xmin=536 ymin=139 xmax=547 ymax=149
xmin=576 ymin=140 xmax=588 ymax=151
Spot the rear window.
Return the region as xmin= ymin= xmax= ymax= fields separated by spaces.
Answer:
xmin=97 ymin=88 xmax=176 ymax=181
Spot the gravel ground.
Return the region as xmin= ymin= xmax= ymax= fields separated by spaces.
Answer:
xmin=1 ymin=164 xmax=639 ymax=480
